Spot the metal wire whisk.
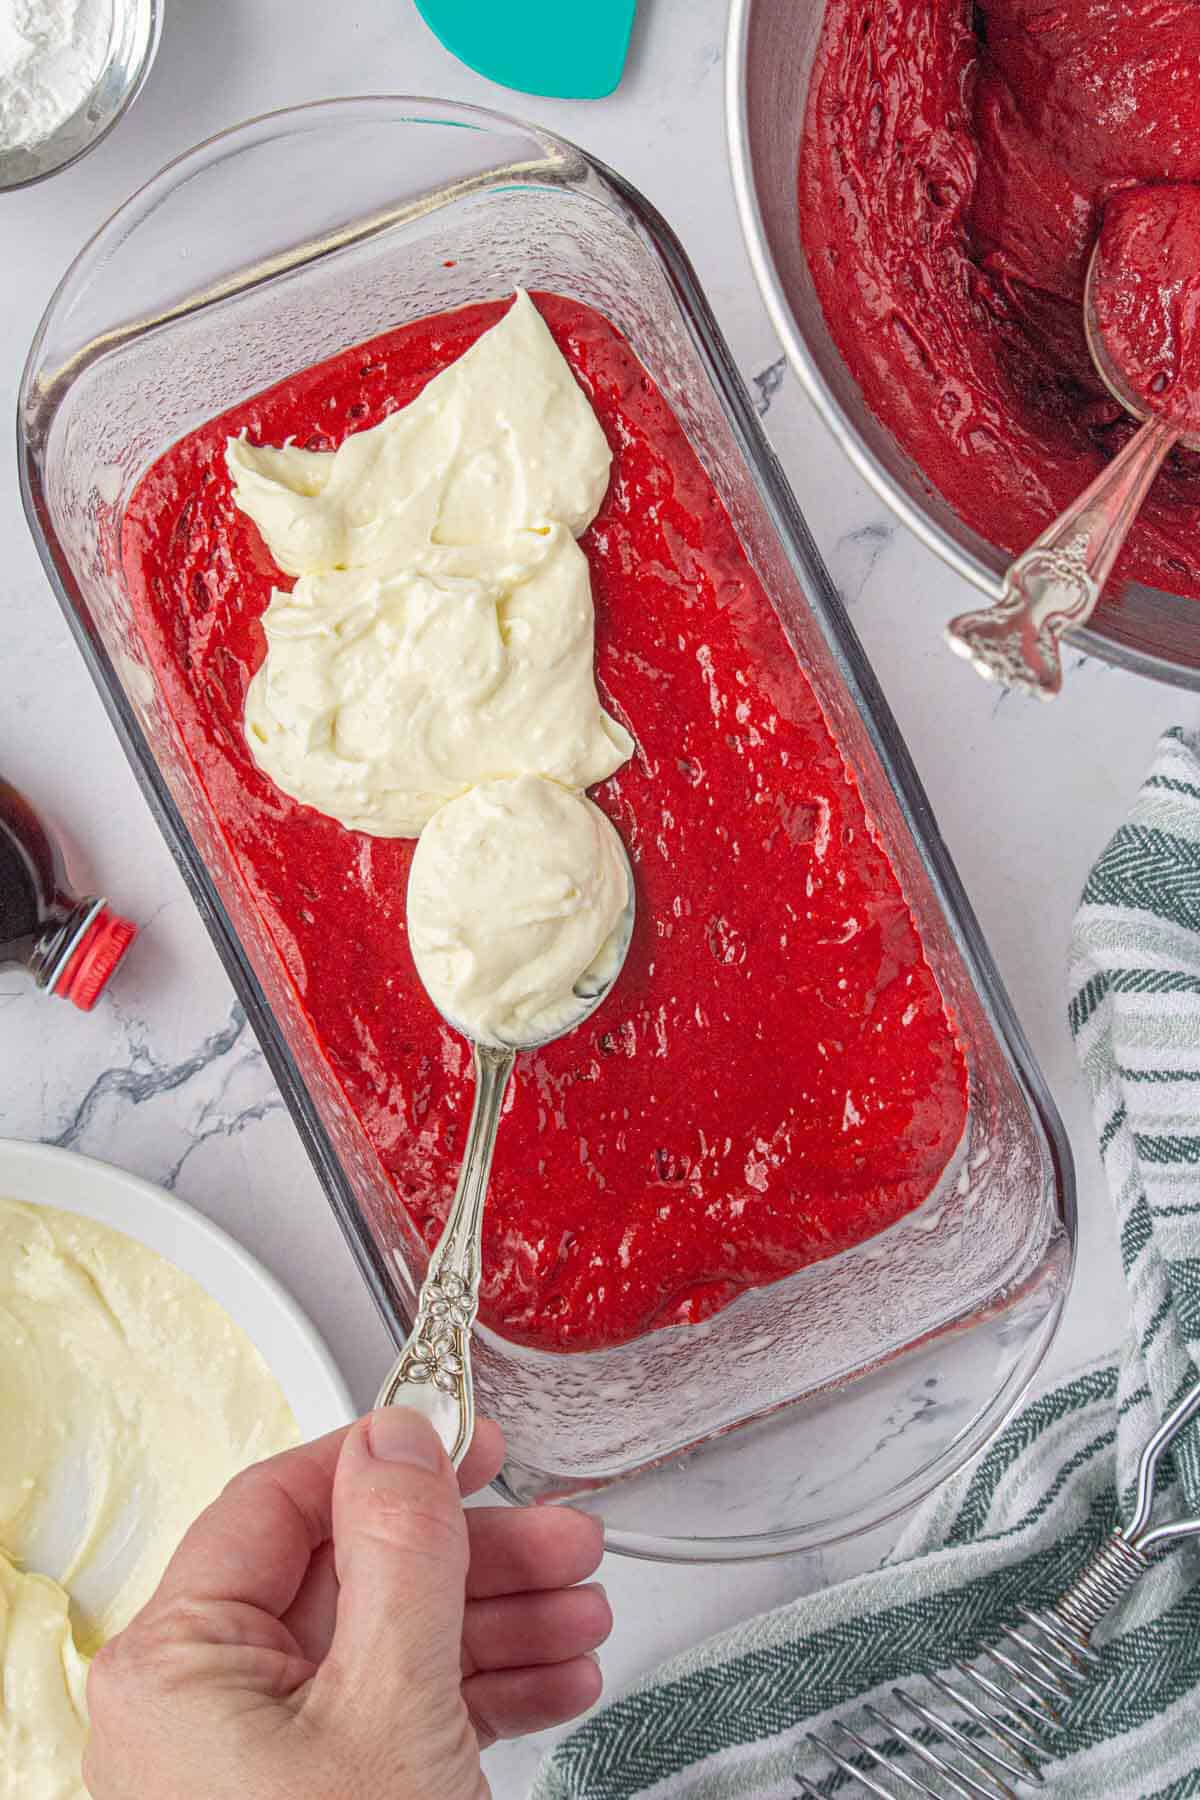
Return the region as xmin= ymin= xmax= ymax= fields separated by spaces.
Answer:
xmin=800 ymin=1378 xmax=1200 ymax=1799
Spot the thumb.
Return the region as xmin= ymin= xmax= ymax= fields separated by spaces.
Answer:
xmin=317 ymin=1408 xmax=469 ymax=1716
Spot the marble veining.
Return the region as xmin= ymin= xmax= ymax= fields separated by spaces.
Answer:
xmin=835 ymin=519 xmax=895 ymax=607
xmin=752 ymin=354 xmax=787 ymax=416
xmin=46 ymin=1000 xmax=259 ymax=1165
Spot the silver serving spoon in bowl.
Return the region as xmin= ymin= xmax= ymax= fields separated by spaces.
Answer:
xmin=946 ymin=239 xmax=1198 ymax=699
xmin=375 ymin=843 xmax=636 ymax=1465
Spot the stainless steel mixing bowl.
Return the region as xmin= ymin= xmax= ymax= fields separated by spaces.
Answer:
xmin=726 ymin=0 xmax=1200 ymax=691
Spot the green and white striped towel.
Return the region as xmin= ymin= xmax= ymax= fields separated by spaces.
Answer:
xmin=534 ymin=726 xmax=1200 ymax=1800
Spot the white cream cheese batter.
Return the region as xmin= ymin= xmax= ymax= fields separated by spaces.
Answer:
xmin=226 ymin=289 xmax=614 ymax=577
xmin=0 ymin=1555 xmax=89 ymax=1800
xmin=0 ymin=1196 xmax=299 ymax=1797
xmin=228 ymin=290 xmax=633 ymax=836
xmin=407 ymin=774 xmax=631 ymax=1047
xmin=242 ymin=525 xmax=628 ymax=837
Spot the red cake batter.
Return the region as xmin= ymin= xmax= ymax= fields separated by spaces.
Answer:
xmin=800 ymin=0 xmax=1200 ymax=599
xmin=1092 ymin=184 xmax=1200 ymax=430
xmin=122 ymin=293 xmax=966 ymax=1352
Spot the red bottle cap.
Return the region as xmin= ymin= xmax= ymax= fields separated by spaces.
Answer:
xmin=54 ymin=906 xmax=138 ymax=1011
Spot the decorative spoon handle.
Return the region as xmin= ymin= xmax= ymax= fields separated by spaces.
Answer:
xmin=375 ymin=1040 xmax=515 ymax=1465
xmin=945 ymin=413 xmax=1178 ymax=699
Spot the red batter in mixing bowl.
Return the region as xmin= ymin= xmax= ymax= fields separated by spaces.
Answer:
xmin=1091 ymin=183 xmax=1200 ymax=431
xmin=800 ymin=0 xmax=1200 ymax=599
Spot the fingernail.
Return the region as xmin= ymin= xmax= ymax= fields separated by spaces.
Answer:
xmin=368 ymin=1407 xmax=443 ymax=1469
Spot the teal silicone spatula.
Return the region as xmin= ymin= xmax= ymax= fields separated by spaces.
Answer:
xmin=415 ymin=0 xmax=637 ymax=99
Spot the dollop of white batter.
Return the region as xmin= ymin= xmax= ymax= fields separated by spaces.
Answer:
xmin=242 ymin=525 xmax=628 ymax=838
xmin=0 ymin=1197 xmax=299 ymax=1797
xmin=407 ymin=775 xmax=630 ymax=1047
xmin=228 ymin=290 xmax=632 ymax=837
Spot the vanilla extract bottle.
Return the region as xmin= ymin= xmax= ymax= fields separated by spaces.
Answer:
xmin=0 ymin=777 xmax=136 ymax=1010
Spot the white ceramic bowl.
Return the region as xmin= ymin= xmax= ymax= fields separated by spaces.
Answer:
xmin=0 ymin=1136 xmax=353 ymax=1433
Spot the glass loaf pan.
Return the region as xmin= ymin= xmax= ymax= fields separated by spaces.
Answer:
xmin=20 ymin=99 xmax=1076 ymax=1561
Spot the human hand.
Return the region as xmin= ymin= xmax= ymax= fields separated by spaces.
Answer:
xmin=84 ymin=1410 xmax=610 ymax=1800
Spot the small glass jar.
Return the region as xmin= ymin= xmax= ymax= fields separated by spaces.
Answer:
xmin=0 ymin=777 xmax=136 ymax=1009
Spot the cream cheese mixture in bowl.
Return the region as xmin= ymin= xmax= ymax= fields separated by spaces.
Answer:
xmin=0 ymin=1138 xmax=350 ymax=1796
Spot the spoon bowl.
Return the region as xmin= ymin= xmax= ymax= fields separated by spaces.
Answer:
xmin=1082 ymin=239 xmax=1200 ymax=454
xmin=946 ymin=238 xmax=1190 ymax=698
xmin=436 ymin=842 xmax=637 ymax=1055
xmin=375 ymin=836 xmax=636 ymax=1463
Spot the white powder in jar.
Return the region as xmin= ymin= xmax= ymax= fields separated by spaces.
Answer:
xmin=0 ymin=0 xmax=112 ymax=153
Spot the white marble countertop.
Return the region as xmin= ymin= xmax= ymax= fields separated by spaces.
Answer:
xmin=2 ymin=2 xmax=1197 ymax=1793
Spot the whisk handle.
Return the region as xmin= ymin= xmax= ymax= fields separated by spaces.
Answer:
xmin=1127 ymin=1376 xmax=1200 ymax=1549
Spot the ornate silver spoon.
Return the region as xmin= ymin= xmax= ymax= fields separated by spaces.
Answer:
xmin=945 ymin=241 xmax=1198 ymax=699
xmin=374 ymin=843 xmax=636 ymax=1465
